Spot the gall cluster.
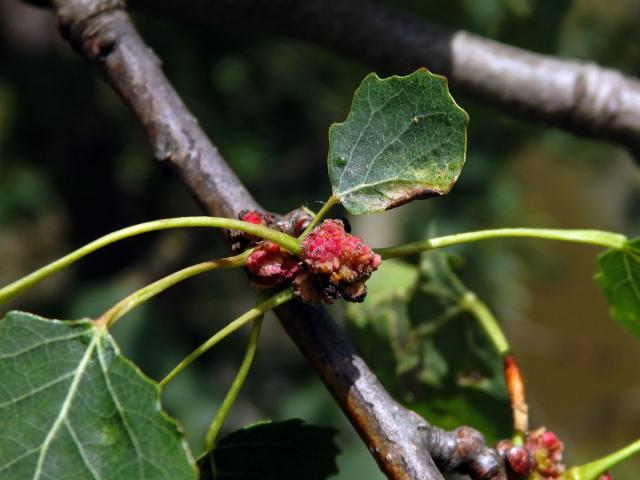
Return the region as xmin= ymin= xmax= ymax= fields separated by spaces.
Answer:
xmin=236 ymin=211 xmax=381 ymax=304
xmin=497 ymin=428 xmax=611 ymax=479
xmin=497 ymin=428 xmax=563 ymax=478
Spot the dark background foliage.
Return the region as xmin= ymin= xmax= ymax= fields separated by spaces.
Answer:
xmin=1 ymin=0 xmax=639 ymax=477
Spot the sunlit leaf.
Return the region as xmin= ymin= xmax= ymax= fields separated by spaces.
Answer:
xmin=596 ymin=238 xmax=640 ymax=339
xmin=0 ymin=311 xmax=196 ymax=480
xmin=328 ymin=69 xmax=468 ymax=215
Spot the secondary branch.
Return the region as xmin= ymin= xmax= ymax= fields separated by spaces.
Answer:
xmin=54 ymin=0 xmax=259 ymax=218
xmin=129 ymin=0 xmax=640 ymax=159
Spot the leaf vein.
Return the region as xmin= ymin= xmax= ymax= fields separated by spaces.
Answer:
xmin=0 ymin=332 xmax=87 ymax=360
xmin=338 ymin=82 xmax=409 ymax=189
xmin=65 ymin=419 xmax=101 ymax=480
xmin=0 ymin=371 xmax=76 ymax=409
xmin=0 ymin=447 xmax=39 ymax=473
xmin=363 ymin=111 xmax=447 ymax=185
xmin=96 ymin=343 xmax=146 ymax=479
xmin=622 ymin=253 xmax=640 ymax=301
xmin=32 ymin=335 xmax=98 ymax=480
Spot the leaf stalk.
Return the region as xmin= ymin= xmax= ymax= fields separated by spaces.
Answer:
xmin=299 ymin=195 xmax=339 ymax=239
xmin=96 ymin=252 xmax=250 ymax=329
xmin=377 ymin=228 xmax=627 ymax=260
xmin=460 ymin=291 xmax=510 ymax=356
xmin=562 ymin=438 xmax=640 ymax=480
xmin=0 ymin=216 xmax=300 ymax=306
xmin=204 ymin=303 xmax=264 ymax=451
xmin=158 ymin=288 xmax=295 ymax=389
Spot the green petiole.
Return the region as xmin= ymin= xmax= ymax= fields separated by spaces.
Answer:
xmin=158 ymin=288 xmax=295 ymax=389
xmin=376 ymin=228 xmax=627 ymax=260
xmin=0 ymin=216 xmax=300 ymax=305
xmin=298 ymin=194 xmax=339 ymax=239
xmin=95 ymin=252 xmax=250 ymax=329
xmin=562 ymin=438 xmax=640 ymax=480
xmin=460 ymin=291 xmax=510 ymax=356
xmin=421 ymin=251 xmax=524 ymax=434
xmin=203 ymin=295 xmax=266 ymax=451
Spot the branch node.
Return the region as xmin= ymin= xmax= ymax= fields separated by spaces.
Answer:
xmin=56 ymin=0 xmax=124 ymax=63
xmin=426 ymin=425 xmax=506 ymax=479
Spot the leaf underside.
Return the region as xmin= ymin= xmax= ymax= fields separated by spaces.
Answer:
xmin=596 ymin=238 xmax=640 ymax=339
xmin=199 ymin=419 xmax=340 ymax=480
xmin=328 ymin=69 xmax=468 ymax=215
xmin=0 ymin=311 xmax=196 ymax=480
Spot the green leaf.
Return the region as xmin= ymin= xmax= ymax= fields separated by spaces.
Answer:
xmin=596 ymin=238 xmax=640 ymax=339
xmin=328 ymin=69 xmax=468 ymax=215
xmin=199 ymin=419 xmax=339 ymax=480
xmin=419 ymin=248 xmax=467 ymax=302
xmin=347 ymin=259 xmax=419 ymax=328
xmin=345 ymin=252 xmax=511 ymax=442
xmin=0 ymin=311 xmax=196 ymax=480
xmin=347 ymin=260 xmax=422 ymax=381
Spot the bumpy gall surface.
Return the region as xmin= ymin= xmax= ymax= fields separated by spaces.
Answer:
xmin=495 ymin=428 xmax=571 ymax=479
xmin=295 ymin=219 xmax=381 ymax=304
xmin=301 ymin=219 xmax=381 ymax=282
xmin=525 ymin=428 xmax=565 ymax=478
xmin=230 ymin=210 xmax=275 ymax=253
xmin=241 ymin=210 xmax=265 ymax=225
xmin=238 ymin=216 xmax=380 ymax=303
xmin=246 ymin=241 xmax=299 ymax=288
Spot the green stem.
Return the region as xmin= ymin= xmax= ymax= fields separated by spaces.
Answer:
xmin=463 ymin=291 xmax=529 ymax=435
xmin=158 ymin=288 xmax=295 ymax=389
xmin=376 ymin=228 xmax=627 ymax=260
xmin=0 ymin=216 xmax=300 ymax=306
xmin=204 ymin=300 xmax=265 ymax=451
xmin=299 ymin=194 xmax=339 ymax=239
xmin=562 ymin=438 xmax=640 ymax=480
xmin=461 ymin=291 xmax=510 ymax=355
xmin=96 ymin=253 xmax=249 ymax=329
xmin=413 ymin=304 xmax=464 ymax=338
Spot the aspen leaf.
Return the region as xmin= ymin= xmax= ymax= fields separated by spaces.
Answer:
xmin=0 ymin=311 xmax=196 ymax=480
xmin=328 ymin=69 xmax=468 ymax=215
xmin=596 ymin=238 xmax=640 ymax=339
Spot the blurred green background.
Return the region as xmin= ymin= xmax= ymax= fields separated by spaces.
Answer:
xmin=1 ymin=0 xmax=639 ymax=477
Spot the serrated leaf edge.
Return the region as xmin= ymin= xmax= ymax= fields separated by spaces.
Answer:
xmin=0 ymin=311 xmax=198 ymax=479
xmin=328 ymin=68 xmax=469 ymax=214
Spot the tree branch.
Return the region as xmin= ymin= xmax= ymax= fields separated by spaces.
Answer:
xmin=277 ymin=300 xmax=448 ymax=479
xmin=54 ymin=0 xmax=258 ymax=219
xmin=128 ymin=0 xmax=640 ymax=159
xmin=50 ymin=0 xmax=449 ymax=478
